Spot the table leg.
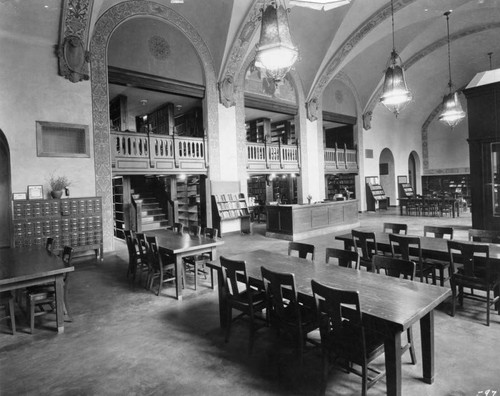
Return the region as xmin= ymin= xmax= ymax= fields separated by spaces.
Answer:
xmin=384 ymin=332 xmax=402 ymax=396
xmin=175 ymin=255 xmax=183 ymax=301
xmin=210 ymin=248 xmax=218 ymax=290
xmin=55 ymin=275 xmax=65 ymax=334
xmin=420 ymin=311 xmax=435 ymax=384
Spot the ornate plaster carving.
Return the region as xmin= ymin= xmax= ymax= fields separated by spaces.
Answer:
xmin=148 ymin=35 xmax=170 ymax=60
xmin=306 ymin=98 xmax=319 ymax=121
xmin=218 ymin=0 xmax=264 ymax=107
xmin=58 ymin=0 xmax=93 ymax=83
xmin=90 ymin=0 xmax=218 ymax=252
xmin=362 ymin=111 xmax=372 ymax=130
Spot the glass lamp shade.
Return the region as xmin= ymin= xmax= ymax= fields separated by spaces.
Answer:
xmin=255 ymin=1 xmax=298 ymax=83
xmin=380 ymin=51 xmax=412 ymax=116
xmin=438 ymin=91 xmax=466 ymax=128
xmin=289 ymin=0 xmax=350 ymax=11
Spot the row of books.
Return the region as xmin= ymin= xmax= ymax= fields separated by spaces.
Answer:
xmin=214 ymin=193 xmax=244 ymax=202
xmin=220 ymin=209 xmax=248 ymax=219
xmin=217 ymin=201 xmax=244 ymax=210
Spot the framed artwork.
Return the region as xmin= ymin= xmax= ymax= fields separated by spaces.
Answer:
xmin=27 ymin=185 xmax=44 ymax=200
xmin=13 ymin=192 xmax=27 ymax=200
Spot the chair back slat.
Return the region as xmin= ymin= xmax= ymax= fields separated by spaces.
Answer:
xmin=288 ymin=242 xmax=315 ymax=260
xmin=351 ymin=230 xmax=378 ymax=268
xmin=424 ymin=226 xmax=453 ymax=240
xmin=372 ymin=255 xmax=415 ymax=280
xmin=383 ymin=223 xmax=408 ymax=235
xmin=468 ymin=229 xmax=500 ymax=243
xmin=220 ymin=256 xmax=247 ymax=300
xmin=325 ymin=247 xmax=359 ymax=269
xmin=448 ymin=240 xmax=489 ymax=279
xmin=261 ymin=266 xmax=299 ymax=325
xmin=203 ymin=227 xmax=218 ymax=239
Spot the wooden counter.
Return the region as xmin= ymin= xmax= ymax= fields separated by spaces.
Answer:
xmin=265 ymin=200 xmax=359 ymax=241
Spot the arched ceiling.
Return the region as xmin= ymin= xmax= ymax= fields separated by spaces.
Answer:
xmin=2 ymin=0 xmax=500 ymax=127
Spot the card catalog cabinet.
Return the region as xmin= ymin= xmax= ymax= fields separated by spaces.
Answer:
xmin=12 ymin=197 xmax=103 ymax=259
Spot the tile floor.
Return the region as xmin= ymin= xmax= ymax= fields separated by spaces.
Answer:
xmin=1 ymin=207 xmax=499 ymax=395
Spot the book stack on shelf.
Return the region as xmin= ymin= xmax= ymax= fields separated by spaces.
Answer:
xmin=212 ymin=193 xmax=251 ymax=236
xmin=177 ymin=176 xmax=200 ymax=228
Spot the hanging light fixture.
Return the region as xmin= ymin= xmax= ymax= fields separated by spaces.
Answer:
xmin=288 ymin=0 xmax=350 ymax=11
xmin=254 ymin=0 xmax=298 ymax=86
xmin=379 ymin=0 xmax=412 ymax=116
xmin=438 ymin=11 xmax=466 ymax=128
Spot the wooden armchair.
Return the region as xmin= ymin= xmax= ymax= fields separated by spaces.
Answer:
xmin=288 ymin=241 xmax=315 ymax=260
xmin=261 ymin=266 xmax=318 ymax=364
xmin=26 ymin=246 xmax=73 ymax=333
xmin=372 ymin=255 xmax=417 ymax=364
xmin=448 ymin=240 xmax=500 ymax=326
xmin=423 ymin=226 xmax=453 ymax=286
xmin=351 ymin=230 xmax=379 ymax=271
xmin=183 ymin=227 xmax=218 ymax=290
xmin=220 ymin=256 xmax=266 ymax=354
xmin=311 ymin=279 xmax=385 ymax=396
xmin=146 ymin=235 xmax=177 ymax=296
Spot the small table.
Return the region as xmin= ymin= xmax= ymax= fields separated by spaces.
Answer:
xmin=208 ymin=249 xmax=451 ymax=396
xmin=145 ymin=229 xmax=224 ymax=300
xmin=0 ymin=247 xmax=74 ymax=334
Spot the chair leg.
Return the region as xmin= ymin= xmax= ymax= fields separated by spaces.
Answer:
xmin=407 ymin=327 xmax=417 ymax=365
xmin=29 ymin=298 xmax=35 ymax=334
xmin=486 ymin=290 xmax=490 ymax=327
xmin=224 ymin=306 xmax=232 ymax=343
xmin=319 ymin=349 xmax=328 ymax=396
xmin=361 ymin=363 xmax=368 ymax=396
xmin=451 ymin=283 xmax=456 ymax=317
xmin=8 ymin=297 xmax=16 ymax=335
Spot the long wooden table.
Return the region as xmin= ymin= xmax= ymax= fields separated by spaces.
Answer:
xmin=207 ymin=249 xmax=451 ymax=396
xmin=145 ymin=229 xmax=224 ymax=300
xmin=0 ymin=247 xmax=74 ymax=334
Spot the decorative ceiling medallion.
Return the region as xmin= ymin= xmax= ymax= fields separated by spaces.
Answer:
xmin=148 ymin=35 xmax=170 ymax=60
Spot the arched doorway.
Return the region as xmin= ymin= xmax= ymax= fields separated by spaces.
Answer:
xmin=408 ymin=151 xmax=421 ymax=194
xmin=0 ymin=130 xmax=12 ymax=247
xmin=379 ymin=148 xmax=395 ymax=206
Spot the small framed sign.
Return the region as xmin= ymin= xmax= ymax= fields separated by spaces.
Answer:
xmin=13 ymin=192 xmax=27 ymax=200
xmin=27 ymin=185 xmax=44 ymax=200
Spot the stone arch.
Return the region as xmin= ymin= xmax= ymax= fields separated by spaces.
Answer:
xmin=90 ymin=0 xmax=218 ymax=252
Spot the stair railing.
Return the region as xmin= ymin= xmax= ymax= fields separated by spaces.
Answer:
xmin=131 ymin=194 xmax=143 ymax=233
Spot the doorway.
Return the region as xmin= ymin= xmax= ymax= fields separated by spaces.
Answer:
xmin=0 ymin=130 xmax=12 ymax=248
xmin=379 ymin=148 xmax=395 ymax=206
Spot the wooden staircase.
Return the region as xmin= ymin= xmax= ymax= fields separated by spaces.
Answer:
xmin=131 ymin=192 xmax=169 ymax=232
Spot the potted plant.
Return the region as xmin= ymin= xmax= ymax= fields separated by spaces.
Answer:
xmin=49 ymin=175 xmax=71 ymax=199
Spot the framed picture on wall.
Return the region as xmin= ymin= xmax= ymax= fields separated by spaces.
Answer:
xmin=13 ymin=192 xmax=27 ymax=200
xmin=27 ymin=185 xmax=43 ymax=200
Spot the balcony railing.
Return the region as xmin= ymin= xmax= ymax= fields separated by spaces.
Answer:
xmin=111 ymin=131 xmax=207 ymax=173
xmin=324 ymin=144 xmax=358 ymax=172
xmin=246 ymin=142 xmax=300 ymax=172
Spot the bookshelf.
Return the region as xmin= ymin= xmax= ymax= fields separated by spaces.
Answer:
xmin=212 ymin=193 xmax=251 ymax=236
xmin=366 ymin=183 xmax=388 ymax=211
xmin=398 ymin=182 xmax=415 ymax=198
xmin=177 ymin=176 xmax=200 ymax=228
xmin=326 ymin=174 xmax=356 ymax=200
xmin=247 ymin=176 xmax=267 ymax=204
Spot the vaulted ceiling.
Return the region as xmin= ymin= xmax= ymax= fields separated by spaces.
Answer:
xmin=2 ymin=0 xmax=500 ymax=126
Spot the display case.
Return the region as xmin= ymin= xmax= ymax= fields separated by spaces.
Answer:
xmin=366 ymin=183 xmax=388 ymax=211
xmin=212 ymin=193 xmax=251 ymax=236
xmin=398 ymin=182 xmax=415 ymax=198
xmin=12 ymin=197 xmax=103 ymax=259
xmin=326 ymin=173 xmax=356 ymax=200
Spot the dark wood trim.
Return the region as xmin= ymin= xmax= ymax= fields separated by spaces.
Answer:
xmin=322 ymin=111 xmax=357 ymax=125
xmin=108 ymin=66 xmax=205 ymax=99
xmin=244 ymin=93 xmax=298 ymax=115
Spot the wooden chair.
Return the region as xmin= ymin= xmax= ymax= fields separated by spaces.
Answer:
xmin=183 ymin=227 xmax=218 ymax=290
xmin=220 ymin=256 xmax=266 ymax=354
xmin=382 ymin=222 xmax=408 ymax=235
xmin=185 ymin=224 xmax=201 ymax=236
xmin=26 ymin=246 xmax=73 ymax=333
xmin=146 ymin=236 xmax=177 ymax=296
xmin=288 ymin=241 xmax=315 ymax=260
xmin=0 ymin=291 xmax=16 ymax=335
xmin=311 ymin=279 xmax=385 ymax=396
xmin=135 ymin=233 xmax=150 ymax=288
xmin=448 ymin=240 xmax=500 ymax=326
xmin=351 ymin=230 xmax=379 ymax=271
xmin=125 ymin=230 xmax=146 ymax=283
xmin=261 ymin=266 xmax=318 ymax=363
xmin=389 ymin=233 xmax=435 ymax=284
xmin=45 ymin=237 xmax=54 ymax=252
xmin=423 ymin=226 xmax=453 ymax=286
xmin=372 ymin=255 xmax=417 ymax=365
xmin=325 ymin=247 xmax=359 ymax=269
xmin=468 ymin=229 xmax=500 ymax=244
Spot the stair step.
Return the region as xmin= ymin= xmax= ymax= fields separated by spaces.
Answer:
xmin=141 ymin=214 xmax=167 ymax=223
xmin=141 ymin=208 xmax=164 ymax=216
xmin=141 ymin=221 xmax=169 ymax=231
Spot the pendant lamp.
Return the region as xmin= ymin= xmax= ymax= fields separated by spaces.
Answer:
xmin=438 ymin=11 xmax=466 ymax=128
xmin=379 ymin=0 xmax=412 ymax=116
xmin=255 ymin=0 xmax=298 ymax=86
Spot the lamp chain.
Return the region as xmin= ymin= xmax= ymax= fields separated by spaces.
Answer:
xmin=445 ymin=11 xmax=453 ymax=91
xmin=391 ymin=0 xmax=395 ymax=53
